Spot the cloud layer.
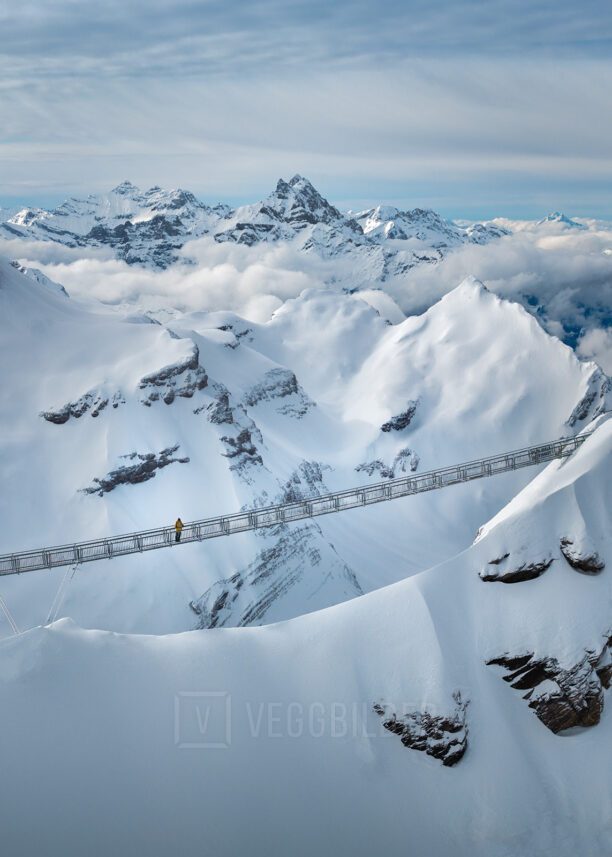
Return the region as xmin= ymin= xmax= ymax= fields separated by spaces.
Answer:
xmin=7 ymin=218 xmax=611 ymax=371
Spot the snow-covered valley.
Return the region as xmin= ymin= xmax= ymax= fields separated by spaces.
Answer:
xmin=0 ymin=176 xmax=611 ymax=856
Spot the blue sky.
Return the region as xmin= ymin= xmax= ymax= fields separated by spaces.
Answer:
xmin=1 ymin=0 xmax=611 ymax=218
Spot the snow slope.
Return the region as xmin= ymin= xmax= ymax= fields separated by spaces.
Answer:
xmin=1 ymin=415 xmax=610 ymax=857
xmin=0 ymin=256 xmax=608 ymax=637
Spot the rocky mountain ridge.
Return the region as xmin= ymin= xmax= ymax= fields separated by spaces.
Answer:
xmin=0 ymin=175 xmax=507 ymax=273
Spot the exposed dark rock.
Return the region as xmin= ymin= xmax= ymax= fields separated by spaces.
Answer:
xmin=480 ymin=556 xmax=553 ymax=583
xmin=560 ymin=537 xmax=605 ymax=574
xmin=221 ymin=428 xmax=263 ymax=465
xmin=41 ymin=390 xmax=119 ymax=424
xmin=81 ymin=444 xmax=189 ymax=496
xmin=196 ymin=384 xmax=266 ymax=482
xmin=217 ymin=323 xmax=253 ymax=348
xmin=139 ymin=344 xmax=208 ymax=406
xmin=245 ymin=460 xmax=333 ymax=541
xmin=190 ymin=523 xmax=361 ymax=628
xmin=214 ymin=222 xmax=290 ymax=247
xmin=355 ymin=448 xmax=419 ymax=480
xmin=219 ymin=419 xmax=265 ymax=482
xmin=215 ymin=175 xmax=356 ymax=249
xmin=356 ymin=459 xmax=394 ymax=479
xmin=488 ymin=638 xmax=612 ymax=733
xmin=373 ymin=691 xmax=469 ymax=766
xmin=84 ymin=214 xmax=186 ymax=270
xmin=488 ymin=553 xmax=510 ymax=565
xmin=205 ymin=390 xmax=235 ymax=425
xmin=566 ymin=369 xmax=611 ymax=427
xmin=381 ymin=400 xmax=418 ymax=433
xmin=597 ymin=640 xmax=612 ymax=689
xmin=280 ymin=461 xmax=331 ymax=504
xmin=243 ymin=368 xmax=314 ymax=418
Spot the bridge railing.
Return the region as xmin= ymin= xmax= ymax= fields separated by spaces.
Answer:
xmin=0 ymin=432 xmax=590 ymax=576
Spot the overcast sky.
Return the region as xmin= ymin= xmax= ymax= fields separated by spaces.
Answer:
xmin=1 ymin=0 xmax=611 ymax=218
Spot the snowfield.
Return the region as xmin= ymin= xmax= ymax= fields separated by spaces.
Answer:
xmin=0 ymin=415 xmax=611 ymax=857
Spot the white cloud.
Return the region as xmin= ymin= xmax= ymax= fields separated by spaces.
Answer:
xmin=577 ymin=328 xmax=612 ymax=374
xmin=388 ymin=224 xmax=612 ymax=340
xmin=5 ymin=220 xmax=611 ymax=353
xmin=2 ymin=58 xmax=612 ymax=218
xmin=8 ymin=236 xmax=328 ymax=322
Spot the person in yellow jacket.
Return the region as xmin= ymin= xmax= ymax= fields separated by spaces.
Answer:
xmin=175 ymin=518 xmax=184 ymax=543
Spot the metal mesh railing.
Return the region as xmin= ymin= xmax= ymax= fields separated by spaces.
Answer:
xmin=0 ymin=432 xmax=590 ymax=576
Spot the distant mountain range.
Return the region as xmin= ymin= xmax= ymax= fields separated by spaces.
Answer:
xmin=1 ymin=175 xmax=508 ymax=272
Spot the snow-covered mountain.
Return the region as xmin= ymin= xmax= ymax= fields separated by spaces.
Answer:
xmin=0 ymin=176 xmax=506 ymax=280
xmin=538 ymin=211 xmax=587 ymax=229
xmin=0 ymin=255 xmax=609 ymax=638
xmin=5 ymin=177 xmax=610 ymax=364
xmin=353 ymin=203 xmax=508 ymax=246
xmin=1 ymin=413 xmax=610 ymax=856
xmin=1 ymin=181 xmax=230 ymax=268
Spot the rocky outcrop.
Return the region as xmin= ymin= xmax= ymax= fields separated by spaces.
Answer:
xmin=204 ymin=389 xmax=234 ymax=425
xmin=41 ymin=390 xmax=124 ymax=424
xmin=373 ymin=691 xmax=469 ymax=766
xmin=480 ymin=555 xmax=554 ymax=583
xmin=81 ymin=444 xmax=189 ymax=496
xmin=355 ymin=448 xmax=419 ymax=480
xmin=86 ymin=214 xmax=181 ymax=263
xmin=279 ymin=461 xmax=332 ymax=503
xmin=381 ymin=400 xmax=418 ymax=433
xmin=243 ymin=368 xmax=314 ymax=418
xmin=190 ymin=459 xmax=360 ymax=628
xmin=566 ymin=368 xmax=611 ymax=427
xmin=488 ymin=636 xmax=612 ymax=732
xmin=216 ymin=323 xmax=253 ymax=349
xmin=215 ymin=175 xmax=359 ymax=249
xmin=218 ymin=413 xmax=265 ymax=481
xmin=480 ymin=555 xmax=553 ymax=583
xmin=560 ymin=537 xmax=605 ymax=574
xmin=195 ymin=384 xmax=266 ymax=482
xmin=190 ymin=522 xmax=361 ymax=628
xmin=221 ymin=428 xmax=263 ymax=470
xmin=481 ymin=534 xmax=606 ymax=582
xmin=139 ymin=344 xmax=208 ymax=405
xmin=215 ymin=221 xmax=292 ymax=247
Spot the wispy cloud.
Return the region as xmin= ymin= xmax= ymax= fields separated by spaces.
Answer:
xmin=2 ymin=0 xmax=611 ymax=81
xmin=1 ymin=1 xmax=612 ymax=216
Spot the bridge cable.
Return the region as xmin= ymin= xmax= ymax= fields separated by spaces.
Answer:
xmin=0 ymin=593 xmax=20 ymax=635
xmin=45 ymin=563 xmax=80 ymax=626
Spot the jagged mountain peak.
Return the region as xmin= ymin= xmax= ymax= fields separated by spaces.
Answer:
xmin=265 ymin=174 xmax=345 ymax=224
xmin=111 ymin=180 xmax=141 ymax=196
xmin=539 ymin=211 xmax=586 ymax=229
xmin=7 ymin=207 xmax=48 ymax=226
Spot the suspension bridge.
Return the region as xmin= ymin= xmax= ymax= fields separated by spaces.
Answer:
xmin=0 ymin=432 xmax=591 ymax=577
